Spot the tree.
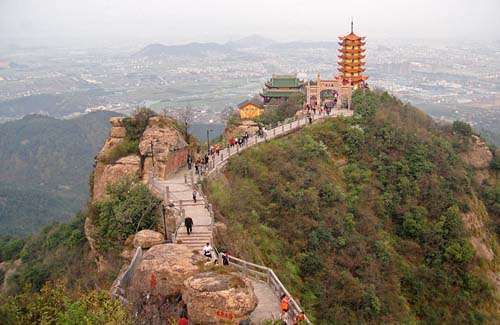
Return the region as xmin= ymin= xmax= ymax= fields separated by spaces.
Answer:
xmin=177 ymin=106 xmax=193 ymax=142
xmin=452 ymin=120 xmax=473 ymax=137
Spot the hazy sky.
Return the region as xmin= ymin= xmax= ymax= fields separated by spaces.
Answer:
xmin=1 ymin=0 xmax=499 ymax=48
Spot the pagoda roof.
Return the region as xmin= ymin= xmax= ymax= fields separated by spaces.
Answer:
xmin=266 ymin=74 xmax=303 ymax=88
xmin=338 ymin=48 xmax=366 ymax=54
xmin=338 ymin=67 xmax=366 ymax=73
xmin=339 ymin=61 xmax=366 ymax=67
xmin=338 ymin=54 xmax=366 ymax=60
xmin=261 ymin=88 xmax=300 ymax=98
xmin=338 ymin=32 xmax=365 ymax=41
xmin=339 ymin=41 xmax=366 ymax=46
xmin=346 ymin=75 xmax=368 ymax=82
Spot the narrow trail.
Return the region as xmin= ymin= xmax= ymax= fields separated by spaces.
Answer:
xmin=149 ymin=109 xmax=353 ymax=323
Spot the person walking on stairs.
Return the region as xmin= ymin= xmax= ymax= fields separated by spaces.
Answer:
xmin=187 ymin=153 xmax=193 ymax=170
xmin=192 ymin=189 xmax=198 ymax=203
xmin=280 ymin=294 xmax=290 ymax=322
xmin=184 ymin=216 xmax=193 ymax=235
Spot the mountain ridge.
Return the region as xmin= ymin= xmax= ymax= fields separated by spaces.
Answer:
xmin=0 ymin=111 xmax=122 ymax=235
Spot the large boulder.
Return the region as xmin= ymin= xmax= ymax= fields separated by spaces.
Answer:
xmin=129 ymin=244 xmax=200 ymax=297
xmin=133 ymin=230 xmax=165 ymax=249
xmin=183 ymin=272 xmax=258 ymax=324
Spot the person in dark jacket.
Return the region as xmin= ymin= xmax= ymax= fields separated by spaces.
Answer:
xmin=184 ymin=217 xmax=193 ymax=235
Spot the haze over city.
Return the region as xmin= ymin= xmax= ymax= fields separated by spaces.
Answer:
xmin=1 ymin=0 xmax=499 ymax=47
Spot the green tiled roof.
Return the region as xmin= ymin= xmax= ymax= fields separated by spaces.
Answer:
xmin=261 ymin=90 xmax=297 ymax=97
xmin=270 ymin=75 xmax=301 ymax=88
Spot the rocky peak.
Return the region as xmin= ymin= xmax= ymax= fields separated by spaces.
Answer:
xmin=91 ymin=114 xmax=187 ymax=202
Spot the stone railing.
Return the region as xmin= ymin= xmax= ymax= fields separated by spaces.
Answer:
xmin=148 ymin=171 xmax=187 ymax=243
xmin=110 ymin=246 xmax=143 ymax=304
xmin=223 ymin=254 xmax=311 ymax=324
xmin=204 ymin=109 xmax=352 ymax=177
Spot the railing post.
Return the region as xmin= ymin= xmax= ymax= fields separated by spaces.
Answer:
xmin=273 ymin=128 xmax=276 ymax=136
xmin=184 ymin=173 xmax=187 ymax=184
xmin=165 ymin=186 xmax=170 ymax=203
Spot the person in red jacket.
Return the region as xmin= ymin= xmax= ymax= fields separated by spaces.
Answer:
xmin=178 ymin=316 xmax=188 ymax=325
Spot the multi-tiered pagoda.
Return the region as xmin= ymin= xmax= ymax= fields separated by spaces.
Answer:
xmin=338 ymin=21 xmax=367 ymax=88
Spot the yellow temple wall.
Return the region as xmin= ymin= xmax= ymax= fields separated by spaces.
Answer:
xmin=239 ymin=103 xmax=263 ymax=120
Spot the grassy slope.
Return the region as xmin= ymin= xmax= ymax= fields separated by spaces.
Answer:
xmin=206 ymin=90 xmax=498 ymax=324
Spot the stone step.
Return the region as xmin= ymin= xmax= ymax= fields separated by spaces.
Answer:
xmin=177 ymin=231 xmax=212 ymax=235
xmin=176 ymin=235 xmax=212 ymax=240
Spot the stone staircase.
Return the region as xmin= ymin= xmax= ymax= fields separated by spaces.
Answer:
xmin=175 ymin=227 xmax=213 ymax=250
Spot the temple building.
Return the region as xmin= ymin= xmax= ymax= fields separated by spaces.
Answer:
xmin=305 ymin=21 xmax=367 ymax=109
xmin=261 ymin=75 xmax=304 ymax=104
xmin=338 ymin=21 xmax=368 ymax=88
xmin=238 ymin=100 xmax=264 ymax=119
xmin=305 ymin=73 xmax=353 ymax=110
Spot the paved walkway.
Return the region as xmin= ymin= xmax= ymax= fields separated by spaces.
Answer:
xmin=148 ymin=109 xmax=353 ymax=323
xmin=250 ymin=279 xmax=281 ymax=323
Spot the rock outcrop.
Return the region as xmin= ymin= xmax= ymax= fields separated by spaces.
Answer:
xmin=460 ymin=135 xmax=493 ymax=184
xmin=133 ymin=229 xmax=165 ymax=249
xmin=461 ymin=197 xmax=495 ymax=262
xmin=183 ymin=272 xmax=258 ymax=323
xmin=139 ymin=116 xmax=188 ymax=181
xmin=129 ymin=244 xmax=200 ymax=297
xmin=91 ymin=115 xmax=188 ymax=202
xmin=86 ymin=114 xmax=189 ymax=271
xmin=92 ymin=155 xmax=141 ymax=201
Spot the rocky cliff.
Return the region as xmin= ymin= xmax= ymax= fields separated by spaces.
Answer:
xmin=86 ymin=113 xmax=188 ymax=271
xmin=91 ymin=115 xmax=188 ymax=202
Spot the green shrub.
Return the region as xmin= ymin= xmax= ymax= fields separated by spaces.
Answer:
xmin=299 ymin=253 xmax=323 ymax=276
xmin=0 ymin=283 xmax=130 ymax=324
xmin=101 ymin=138 xmax=139 ymax=164
xmin=400 ymin=207 xmax=428 ymax=240
xmin=123 ymin=107 xmax=156 ymax=141
xmin=452 ymin=120 xmax=473 ymax=137
xmin=91 ymin=177 xmax=161 ymax=252
xmin=0 ymin=237 xmax=24 ymax=262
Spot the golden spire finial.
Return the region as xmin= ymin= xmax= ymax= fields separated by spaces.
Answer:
xmin=351 ymin=17 xmax=354 ymax=33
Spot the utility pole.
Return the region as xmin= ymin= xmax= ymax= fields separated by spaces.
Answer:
xmin=150 ymin=140 xmax=155 ymax=177
xmin=206 ymin=128 xmax=213 ymax=154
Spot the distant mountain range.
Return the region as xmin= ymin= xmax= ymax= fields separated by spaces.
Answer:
xmin=0 ymin=111 xmax=121 ymax=235
xmin=134 ymin=35 xmax=339 ymax=58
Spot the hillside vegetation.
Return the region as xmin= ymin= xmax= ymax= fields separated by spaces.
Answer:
xmin=206 ymin=90 xmax=499 ymax=323
xmin=0 ymin=178 xmax=160 ymax=323
xmin=0 ymin=111 xmax=121 ymax=235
